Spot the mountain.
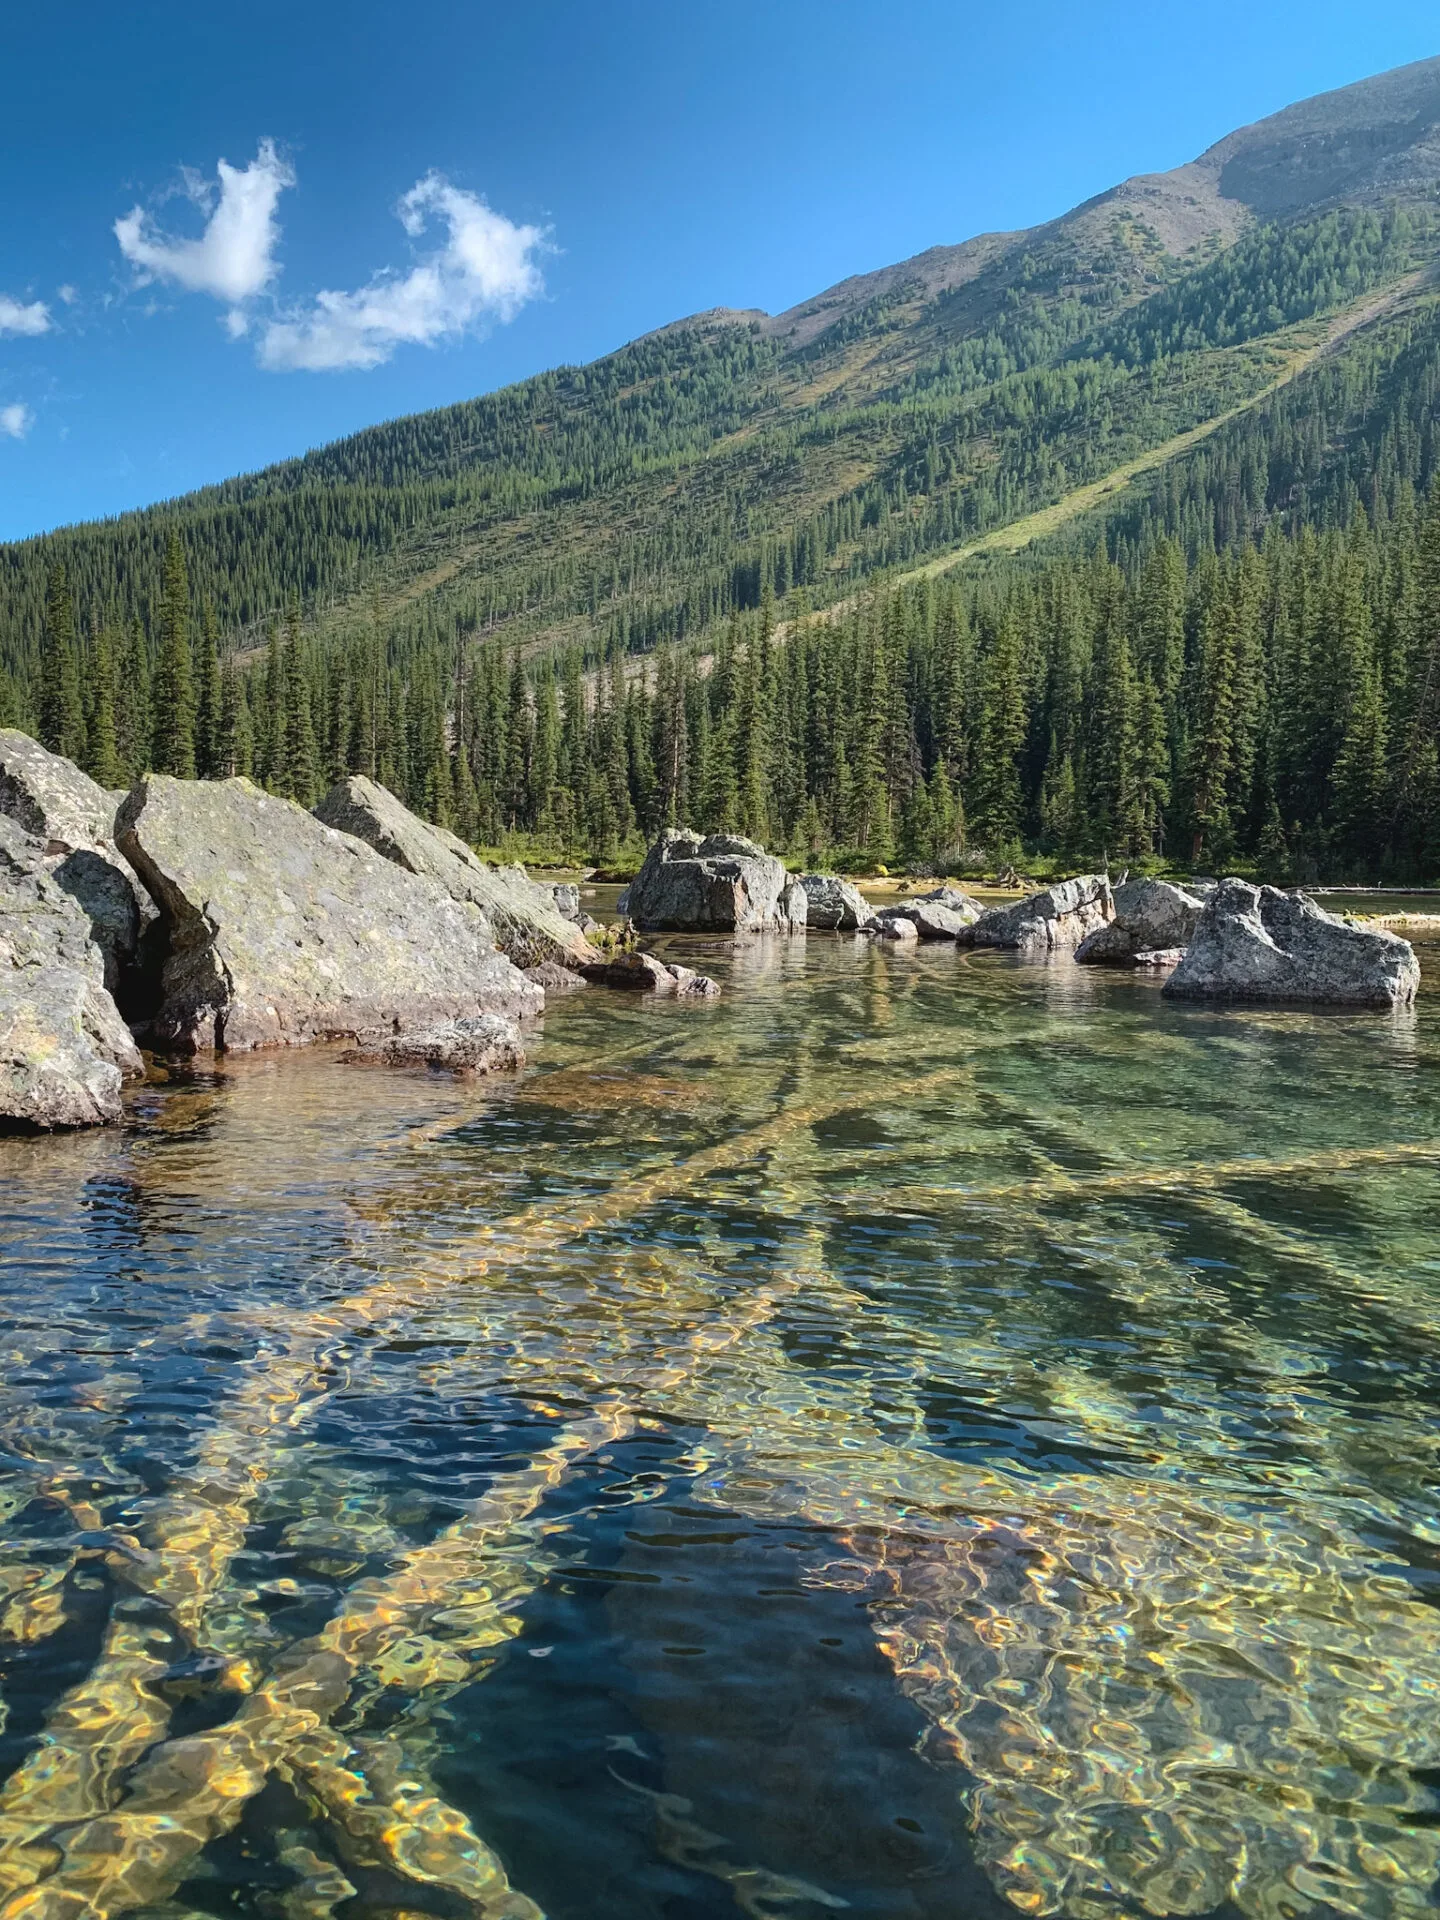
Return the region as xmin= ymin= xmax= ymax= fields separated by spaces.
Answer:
xmin=3 ymin=55 xmax=1440 ymax=692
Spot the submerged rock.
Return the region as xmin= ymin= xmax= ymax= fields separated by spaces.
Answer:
xmin=313 ymin=776 xmax=598 ymax=971
xmin=1076 ymin=879 xmax=1204 ymax=966
xmin=969 ymin=876 xmax=1114 ymax=954
xmin=626 ymin=829 xmax=802 ymax=933
xmin=798 ymin=873 xmax=876 ymax=931
xmin=0 ymin=729 xmax=151 ymax=997
xmin=1163 ymin=880 xmax=1420 ymax=1008
xmin=580 ymin=950 xmax=721 ymax=996
xmin=345 ymin=1012 xmax=525 ymax=1077
xmin=118 ymin=775 xmax=542 ymax=1053
xmin=1 ymin=816 xmax=142 ymax=1129
xmin=524 ymin=960 xmax=590 ymax=995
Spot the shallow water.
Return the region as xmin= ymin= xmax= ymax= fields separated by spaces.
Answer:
xmin=1 ymin=934 xmax=1439 ymax=1920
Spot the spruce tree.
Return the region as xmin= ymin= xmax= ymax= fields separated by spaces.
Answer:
xmin=83 ymin=625 xmax=122 ymax=788
xmin=195 ymin=601 xmax=223 ymax=779
xmin=151 ymin=533 xmax=197 ymax=778
xmin=38 ymin=566 xmax=86 ymax=763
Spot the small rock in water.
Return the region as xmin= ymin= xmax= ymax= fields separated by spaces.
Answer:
xmin=871 ymin=913 xmax=920 ymax=942
xmin=345 ymin=1013 xmax=525 ymax=1076
xmin=580 ymin=950 xmax=721 ymax=996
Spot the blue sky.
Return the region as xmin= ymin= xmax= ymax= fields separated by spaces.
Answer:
xmin=2 ymin=1 xmax=1436 ymax=542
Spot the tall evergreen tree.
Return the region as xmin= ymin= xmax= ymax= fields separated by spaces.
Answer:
xmin=151 ymin=533 xmax=197 ymax=778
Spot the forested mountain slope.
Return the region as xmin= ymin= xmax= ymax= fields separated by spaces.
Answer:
xmin=5 ymin=57 xmax=1440 ymax=881
xmin=4 ymin=54 xmax=1440 ymax=690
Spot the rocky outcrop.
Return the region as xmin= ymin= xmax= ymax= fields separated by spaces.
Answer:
xmin=881 ymin=887 xmax=985 ymax=941
xmin=626 ymin=830 xmax=803 ymax=933
xmin=579 ymin=951 xmax=721 ymax=996
xmin=313 ymin=776 xmax=598 ymax=971
xmin=0 ymin=730 xmax=151 ymax=997
xmin=1163 ymin=880 xmax=1421 ymax=1008
xmin=1 ymin=816 xmax=142 ymax=1128
xmin=345 ymin=1013 xmax=525 ymax=1076
xmin=798 ymin=874 xmax=876 ymax=931
xmin=1076 ymin=879 xmax=1203 ymax=966
xmin=118 ymin=775 xmax=542 ymax=1053
xmin=969 ymin=876 xmax=1114 ymax=954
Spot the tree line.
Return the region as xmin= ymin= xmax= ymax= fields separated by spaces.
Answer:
xmin=11 ymin=477 xmax=1440 ymax=884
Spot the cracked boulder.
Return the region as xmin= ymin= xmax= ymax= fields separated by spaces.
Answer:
xmin=626 ymin=830 xmax=802 ymax=933
xmin=1 ymin=815 xmax=142 ymax=1129
xmin=969 ymin=876 xmax=1114 ymax=954
xmin=118 ymin=775 xmax=542 ymax=1053
xmin=1076 ymin=879 xmax=1204 ymax=966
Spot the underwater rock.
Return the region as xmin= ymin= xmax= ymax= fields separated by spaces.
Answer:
xmin=798 ymin=873 xmax=875 ymax=931
xmin=524 ymin=959 xmax=590 ymax=994
xmin=0 ymin=815 xmax=142 ymax=1128
xmin=1163 ymin=879 xmax=1420 ymax=1008
xmin=118 ymin=774 xmax=542 ymax=1053
xmin=626 ymin=828 xmax=801 ymax=933
xmin=580 ymin=950 xmax=721 ymax=995
xmin=0 ymin=728 xmax=151 ymax=996
xmin=968 ymin=875 xmax=1114 ymax=953
xmin=345 ymin=1012 xmax=525 ymax=1076
xmin=1076 ymin=878 xmax=1203 ymax=965
xmin=314 ymin=775 xmax=598 ymax=971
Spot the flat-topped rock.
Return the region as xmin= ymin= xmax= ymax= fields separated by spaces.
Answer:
xmin=626 ymin=828 xmax=802 ymax=933
xmin=1 ymin=816 xmax=142 ymax=1129
xmin=345 ymin=1013 xmax=526 ymax=1077
xmin=1076 ymin=879 xmax=1204 ymax=966
xmin=314 ymin=776 xmax=597 ymax=971
xmin=799 ymin=874 xmax=875 ymax=931
xmin=118 ymin=775 xmax=541 ymax=1053
xmin=969 ymin=876 xmax=1114 ymax=954
xmin=1163 ymin=880 xmax=1420 ymax=1008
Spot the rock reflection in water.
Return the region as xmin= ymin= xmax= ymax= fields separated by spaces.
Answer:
xmin=0 ymin=934 xmax=1436 ymax=1920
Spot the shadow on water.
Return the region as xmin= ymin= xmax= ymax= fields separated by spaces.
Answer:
xmin=0 ymin=931 xmax=1438 ymax=1918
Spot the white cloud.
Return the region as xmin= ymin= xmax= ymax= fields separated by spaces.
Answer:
xmin=258 ymin=174 xmax=544 ymax=372
xmin=0 ymin=403 xmax=33 ymax=440
xmin=57 ymin=284 xmax=77 ymax=306
xmin=115 ymin=139 xmax=293 ymax=307
xmin=0 ymin=296 xmax=50 ymax=337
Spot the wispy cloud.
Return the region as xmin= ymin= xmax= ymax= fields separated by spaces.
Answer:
xmin=115 ymin=139 xmax=293 ymax=315
xmin=258 ymin=175 xmax=545 ymax=372
xmin=0 ymin=403 xmax=34 ymax=440
xmin=0 ymin=296 xmax=50 ymax=337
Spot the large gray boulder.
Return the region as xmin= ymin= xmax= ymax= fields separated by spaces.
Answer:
xmin=626 ymin=829 xmax=802 ymax=933
xmin=969 ymin=876 xmax=1114 ymax=954
xmin=1163 ymin=880 xmax=1420 ymax=1008
xmin=799 ymin=873 xmax=876 ymax=931
xmin=1076 ymin=879 xmax=1204 ymax=966
xmin=1 ymin=816 xmax=142 ymax=1129
xmin=314 ymin=776 xmax=597 ymax=972
xmin=117 ymin=775 xmax=542 ymax=1054
xmin=0 ymin=729 xmax=150 ymax=996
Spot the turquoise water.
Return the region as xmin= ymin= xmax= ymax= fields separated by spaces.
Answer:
xmin=1 ymin=933 xmax=1438 ymax=1920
